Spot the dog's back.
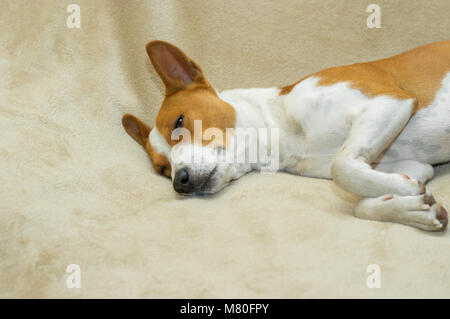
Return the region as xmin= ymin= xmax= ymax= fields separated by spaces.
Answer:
xmin=373 ymin=40 xmax=450 ymax=112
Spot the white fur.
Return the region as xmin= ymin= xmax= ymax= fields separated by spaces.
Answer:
xmin=330 ymin=95 xmax=418 ymax=197
xmin=149 ymin=127 xmax=171 ymax=157
xmin=381 ymin=72 xmax=450 ymax=164
xmin=375 ymin=160 xmax=434 ymax=184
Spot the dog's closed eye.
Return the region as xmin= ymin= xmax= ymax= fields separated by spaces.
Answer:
xmin=174 ymin=115 xmax=183 ymax=129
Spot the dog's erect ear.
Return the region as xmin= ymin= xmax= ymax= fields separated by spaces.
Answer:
xmin=122 ymin=114 xmax=151 ymax=146
xmin=146 ymin=40 xmax=208 ymax=95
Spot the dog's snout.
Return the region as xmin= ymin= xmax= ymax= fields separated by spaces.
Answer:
xmin=173 ymin=168 xmax=195 ymax=194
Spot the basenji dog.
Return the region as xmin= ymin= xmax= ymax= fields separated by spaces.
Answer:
xmin=122 ymin=40 xmax=450 ymax=231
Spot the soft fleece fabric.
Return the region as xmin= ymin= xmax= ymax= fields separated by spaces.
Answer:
xmin=1 ymin=0 xmax=449 ymax=298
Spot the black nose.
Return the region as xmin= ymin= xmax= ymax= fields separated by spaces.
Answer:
xmin=173 ymin=168 xmax=195 ymax=194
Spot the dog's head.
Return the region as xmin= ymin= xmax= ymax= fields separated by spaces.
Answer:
xmin=122 ymin=41 xmax=250 ymax=195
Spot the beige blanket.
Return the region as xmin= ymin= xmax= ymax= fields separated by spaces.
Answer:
xmin=1 ymin=0 xmax=449 ymax=298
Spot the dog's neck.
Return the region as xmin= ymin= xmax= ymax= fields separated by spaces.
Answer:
xmin=218 ymin=87 xmax=283 ymax=130
xmin=218 ymin=87 xmax=291 ymax=172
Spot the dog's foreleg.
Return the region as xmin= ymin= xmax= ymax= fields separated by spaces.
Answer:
xmin=373 ymin=160 xmax=434 ymax=184
xmin=358 ymin=161 xmax=447 ymax=230
xmin=355 ymin=194 xmax=448 ymax=231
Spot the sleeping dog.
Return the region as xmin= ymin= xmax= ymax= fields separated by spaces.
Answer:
xmin=123 ymin=40 xmax=450 ymax=231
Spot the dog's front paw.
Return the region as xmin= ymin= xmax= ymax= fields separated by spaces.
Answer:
xmin=356 ymin=190 xmax=448 ymax=232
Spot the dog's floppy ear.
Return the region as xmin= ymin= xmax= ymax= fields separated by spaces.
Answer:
xmin=122 ymin=114 xmax=151 ymax=146
xmin=146 ymin=40 xmax=208 ymax=95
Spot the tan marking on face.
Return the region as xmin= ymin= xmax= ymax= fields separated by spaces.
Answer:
xmin=155 ymin=86 xmax=236 ymax=148
xmin=145 ymin=139 xmax=171 ymax=178
xmin=279 ymin=40 xmax=450 ymax=112
xmin=121 ymin=114 xmax=172 ymax=178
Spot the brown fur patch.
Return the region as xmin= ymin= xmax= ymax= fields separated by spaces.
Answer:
xmin=280 ymin=40 xmax=450 ymax=113
xmin=146 ymin=41 xmax=210 ymax=96
xmin=122 ymin=114 xmax=172 ymax=178
xmin=145 ymin=139 xmax=172 ymax=178
xmin=156 ymin=86 xmax=236 ymax=148
xmin=122 ymin=114 xmax=151 ymax=146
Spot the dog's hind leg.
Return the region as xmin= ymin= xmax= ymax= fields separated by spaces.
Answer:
xmin=330 ymin=95 xmax=448 ymax=231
